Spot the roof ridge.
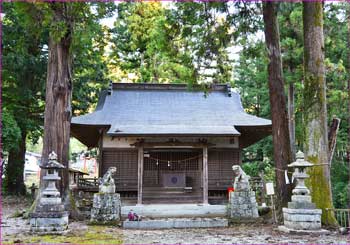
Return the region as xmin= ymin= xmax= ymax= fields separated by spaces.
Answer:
xmin=111 ymin=82 xmax=231 ymax=93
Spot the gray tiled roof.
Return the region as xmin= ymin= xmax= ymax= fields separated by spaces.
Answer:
xmin=72 ymin=83 xmax=271 ymax=136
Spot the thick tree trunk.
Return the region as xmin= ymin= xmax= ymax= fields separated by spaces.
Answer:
xmin=302 ymin=2 xmax=337 ymax=225
xmin=41 ymin=3 xmax=72 ymax=202
xmin=346 ymin=3 xmax=350 ymax=209
xmin=6 ymin=132 xmax=27 ymax=195
xmin=262 ymin=2 xmax=293 ymax=221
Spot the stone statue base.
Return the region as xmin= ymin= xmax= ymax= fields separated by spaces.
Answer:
xmin=90 ymin=193 xmax=121 ymax=224
xmin=229 ymin=191 xmax=259 ymax=219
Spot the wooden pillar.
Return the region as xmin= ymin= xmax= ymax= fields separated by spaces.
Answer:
xmin=98 ymin=129 xmax=104 ymax=178
xmin=202 ymin=146 xmax=208 ymax=204
xmin=137 ymin=147 xmax=144 ymax=205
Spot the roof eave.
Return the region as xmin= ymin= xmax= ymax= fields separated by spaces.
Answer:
xmin=106 ymin=133 xmax=241 ymax=137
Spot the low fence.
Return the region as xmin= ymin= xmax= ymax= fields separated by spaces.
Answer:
xmin=249 ymin=177 xmax=274 ymax=206
xmin=325 ymin=208 xmax=350 ymax=228
xmin=78 ymin=177 xmax=99 ymax=189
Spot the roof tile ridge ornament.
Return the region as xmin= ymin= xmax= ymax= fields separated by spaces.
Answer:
xmin=107 ymin=80 xmax=113 ymax=95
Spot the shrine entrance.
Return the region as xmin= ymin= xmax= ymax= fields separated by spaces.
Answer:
xmin=142 ymin=149 xmax=203 ymax=204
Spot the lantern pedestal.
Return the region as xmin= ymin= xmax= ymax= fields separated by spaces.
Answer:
xmin=29 ymin=152 xmax=68 ymax=234
xmin=278 ymin=151 xmax=329 ymax=234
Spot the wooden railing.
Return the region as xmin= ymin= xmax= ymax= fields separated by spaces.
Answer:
xmin=325 ymin=208 xmax=350 ymax=228
xmin=77 ymin=177 xmax=99 ymax=189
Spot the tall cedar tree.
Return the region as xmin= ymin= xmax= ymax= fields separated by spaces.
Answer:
xmin=347 ymin=4 xmax=350 ymax=208
xmin=302 ymin=2 xmax=337 ymax=225
xmin=3 ymin=3 xmax=46 ymax=195
xmin=41 ymin=2 xmax=72 ymax=201
xmin=262 ymin=2 xmax=292 ymax=220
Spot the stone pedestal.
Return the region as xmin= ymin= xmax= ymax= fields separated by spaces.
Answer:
xmin=90 ymin=193 xmax=121 ymax=224
xmin=282 ymin=208 xmax=321 ymax=230
xmin=29 ymin=211 xmax=69 ymax=233
xmin=230 ymin=166 xmax=259 ymax=219
xmin=229 ymin=189 xmax=259 ymax=219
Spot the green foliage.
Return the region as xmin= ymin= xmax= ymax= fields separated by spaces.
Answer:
xmin=241 ymin=155 xmax=275 ymax=182
xmin=109 ymin=2 xmax=195 ymax=83
xmin=1 ymin=110 xmax=21 ymax=153
xmin=109 ymin=2 xmax=236 ymax=84
xmin=2 ymin=2 xmax=47 ymax=148
xmin=2 ymin=2 xmax=115 ymax=194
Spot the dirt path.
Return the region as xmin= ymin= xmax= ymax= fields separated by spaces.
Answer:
xmin=122 ymin=225 xmax=349 ymax=244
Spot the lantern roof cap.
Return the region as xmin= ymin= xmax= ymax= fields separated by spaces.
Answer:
xmin=40 ymin=151 xmax=65 ymax=169
xmin=288 ymin=150 xmax=314 ymax=168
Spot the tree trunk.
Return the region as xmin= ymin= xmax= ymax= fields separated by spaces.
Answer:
xmin=302 ymin=2 xmax=337 ymax=225
xmin=328 ymin=117 xmax=340 ymax=165
xmin=262 ymin=2 xmax=293 ymax=221
xmin=346 ymin=3 xmax=350 ymax=209
xmin=41 ymin=3 xmax=72 ymax=202
xmin=6 ymin=132 xmax=27 ymax=195
xmin=288 ymin=82 xmax=296 ymax=161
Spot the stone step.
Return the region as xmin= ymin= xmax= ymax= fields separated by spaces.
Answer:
xmin=121 ymin=204 xmax=227 ymax=218
xmin=123 ymin=218 xmax=228 ymax=229
xmin=142 ymin=195 xmax=202 ymax=200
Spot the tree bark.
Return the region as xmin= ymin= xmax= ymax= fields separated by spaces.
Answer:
xmin=6 ymin=132 xmax=27 ymax=195
xmin=41 ymin=3 xmax=72 ymax=202
xmin=346 ymin=4 xmax=350 ymax=209
xmin=288 ymin=82 xmax=296 ymax=161
xmin=302 ymin=2 xmax=337 ymax=225
xmin=328 ymin=117 xmax=340 ymax=166
xmin=262 ymin=2 xmax=293 ymax=221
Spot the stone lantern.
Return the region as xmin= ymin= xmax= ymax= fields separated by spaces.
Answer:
xmin=29 ymin=152 xmax=69 ymax=234
xmin=279 ymin=151 xmax=328 ymax=234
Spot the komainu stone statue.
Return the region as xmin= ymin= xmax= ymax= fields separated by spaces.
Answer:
xmin=99 ymin=167 xmax=117 ymax=193
xmin=90 ymin=167 xmax=121 ymax=224
xmin=232 ymin=165 xmax=251 ymax=191
xmin=229 ymin=165 xmax=259 ymax=219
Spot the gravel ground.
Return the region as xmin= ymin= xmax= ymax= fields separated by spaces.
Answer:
xmin=1 ymin=196 xmax=349 ymax=244
xmin=122 ymin=225 xmax=349 ymax=244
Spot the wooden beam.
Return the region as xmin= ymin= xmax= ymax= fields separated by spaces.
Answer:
xmin=137 ymin=147 xmax=144 ymax=205
xmin=202 ymin=146 xmax=208 ymax=204
xmin=131 ymin=141 xmax=214 ymax=148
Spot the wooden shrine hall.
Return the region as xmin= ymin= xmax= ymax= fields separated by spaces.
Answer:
xmin=71 ymin=83 xmax=272 ymax=205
